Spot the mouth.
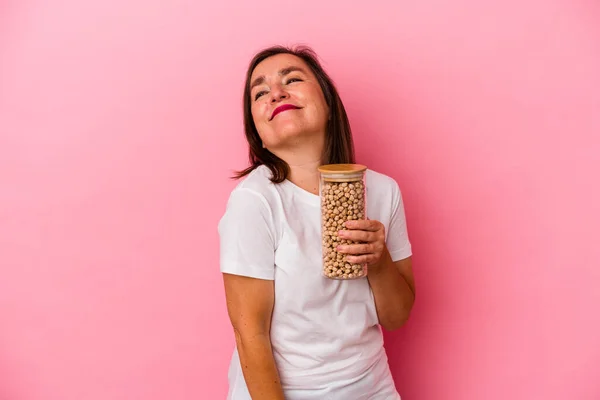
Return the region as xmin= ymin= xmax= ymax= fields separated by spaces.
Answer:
xmin=270 ymin=104 xmax=301 ymax=121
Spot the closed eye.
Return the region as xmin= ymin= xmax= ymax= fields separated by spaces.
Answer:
xmin=285 ymin=77 xmax=302 ymax=84
xmin=254 ymin=90 xmax=268 ymax=100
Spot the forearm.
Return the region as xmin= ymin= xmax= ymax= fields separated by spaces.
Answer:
xmin=367 ymin=250 xmax=415 ymax=331
xmin=235 ymin=331 xmax=285 ymax=400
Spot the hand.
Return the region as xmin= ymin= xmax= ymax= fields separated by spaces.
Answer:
xmin=336 ymin=219 xmax=389 ymax=271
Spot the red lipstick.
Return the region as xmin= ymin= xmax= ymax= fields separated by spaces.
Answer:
xmin=270 ymin=104 xmax=300 ymax=120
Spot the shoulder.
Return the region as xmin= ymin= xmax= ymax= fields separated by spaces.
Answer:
xmin=366 ymin=169 xmax=402 ymax=198
xmin=218 ymin=166 xmax=279 ymax=237
xmin=365 ymin=168 xmax=407 ymax=218
xmin=234 ymin=165 xmax=276 ymax=195
xmin=222 ymin=165 xmax=280 ymax=215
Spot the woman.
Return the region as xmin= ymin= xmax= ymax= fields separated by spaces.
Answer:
xmin=218 ymin=45 xmax=415 ymax=400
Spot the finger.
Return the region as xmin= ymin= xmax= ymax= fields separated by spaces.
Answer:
xmin=344 ymin=219 xmax=381 ymax=232
xmin=338 ymin=230 xmax=377 ymax=242
xmin=337 ymin=243 xmax=374 ymax=255
xmin=346 ymin=254 xmax=378 ymax=264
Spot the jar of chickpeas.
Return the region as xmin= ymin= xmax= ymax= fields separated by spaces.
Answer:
xmin=317 ymin=164 xmax=368 ymax=280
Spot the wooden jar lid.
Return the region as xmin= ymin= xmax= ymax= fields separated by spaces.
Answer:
xmin=318 ymin=164 xmax=367 ymax=182
xmin=317 ymin=163 xmax=367 ymax=174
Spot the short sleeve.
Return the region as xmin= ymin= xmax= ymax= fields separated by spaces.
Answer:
xmin=386 ymin=182 xmax=413 ymax=262
xmin=218 ymin=188 xmax=276 ymax=280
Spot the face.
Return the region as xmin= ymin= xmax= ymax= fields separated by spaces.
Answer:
xmin=249 ymin=53 xmax=329 ymax=151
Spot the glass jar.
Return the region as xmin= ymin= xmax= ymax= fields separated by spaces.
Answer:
xmin=317 ymin=163 xmax=368 ymax=280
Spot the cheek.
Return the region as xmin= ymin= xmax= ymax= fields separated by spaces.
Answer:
xmin=251 ymin=106 xmax=266 ymax=128
xmin=308 ymin=89 xmax=329 ymax=120
xmin=310 ymin=99 xmax=329 ymax=124
xmin=253 ymin=101 xmax=273 ymax=119
xmin=250 ymin=103 xmax=261 ymax=121
xmin=251 ymin=106 xmax=272 ymax=141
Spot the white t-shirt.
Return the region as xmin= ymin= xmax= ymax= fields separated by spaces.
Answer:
xmin=218 ymin=165 xmax=412 ymax=400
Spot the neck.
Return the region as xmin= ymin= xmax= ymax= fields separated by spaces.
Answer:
xmin=271 ymin=135 xmax=324 ymax=195
xmin=287 ymin=159 xmax=321 ymax=195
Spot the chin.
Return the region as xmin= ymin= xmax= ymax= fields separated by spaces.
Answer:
xmin=276 ymin=127 xmax=322 ymax=147
xmin=278 ymin=117 xmax=323 ymax=136
xmin=261 ymin=116 xmax=325 ymax=149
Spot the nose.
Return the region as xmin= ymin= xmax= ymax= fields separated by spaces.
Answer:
xmin=269 ymin=84 xmax=289 ymax=103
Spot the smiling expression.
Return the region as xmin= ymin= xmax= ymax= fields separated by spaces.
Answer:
xmin=249 ymin=53 xmax=330 ymax=151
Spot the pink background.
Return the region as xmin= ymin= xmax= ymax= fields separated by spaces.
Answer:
xmin=1 ymin=1 xmax=599 ymax=399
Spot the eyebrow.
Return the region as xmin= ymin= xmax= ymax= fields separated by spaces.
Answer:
xmin=250 ymin=66 xmax=307 ymax=90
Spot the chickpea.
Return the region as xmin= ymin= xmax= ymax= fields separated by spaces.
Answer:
xmin=320 ymin=178 xmax=367 ymax=279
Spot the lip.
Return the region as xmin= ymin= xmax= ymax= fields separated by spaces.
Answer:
xmin=270 ymin=104 xmax=300 ymax=121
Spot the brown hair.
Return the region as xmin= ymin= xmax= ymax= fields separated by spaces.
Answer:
xmin=233 ymin=45 xmax=356 ymax=183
